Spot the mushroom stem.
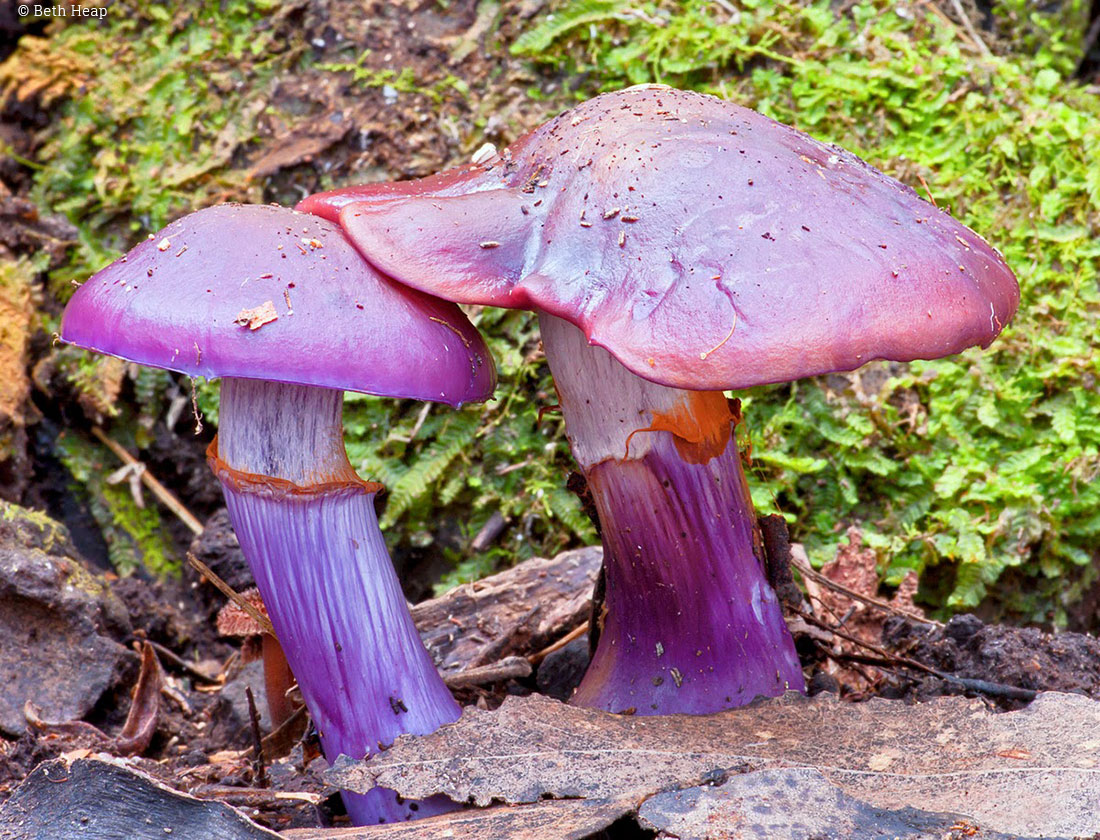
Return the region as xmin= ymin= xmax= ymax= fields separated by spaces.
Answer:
xmin=260 ymin=633 xmax=296 ymax=730
xmin=539 ymin=315 xmax=805 ymax=713
xmin=211 ymin=378 xmax=459 ymax=825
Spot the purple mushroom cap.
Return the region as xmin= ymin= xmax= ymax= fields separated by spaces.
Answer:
xmin=60 ymin=203 xmax=495 ymax=406
xmin=324 ymin=86 xmax=1018 ymax=388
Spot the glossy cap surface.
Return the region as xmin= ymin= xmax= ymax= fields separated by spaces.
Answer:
xmin=334 ymin=86 xmax=1019 ymax=390
xmin=61 ymin=204 xmax=495 ymax=406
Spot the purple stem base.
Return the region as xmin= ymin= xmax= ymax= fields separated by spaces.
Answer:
xmin=573 ymin=430 xmax=805 ymax=714
xmin=217 ymin=477 xmax=460 ymax=825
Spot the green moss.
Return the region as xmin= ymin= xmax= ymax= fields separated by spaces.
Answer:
xmin=344 ymin=306 xmax=594 ymax=570
xmin=4 ymin=0 xmax=293 ymax=296
xmin=55 ymin=430 xmax=179 ymax=577
xmin=0 ymin=500 xmax=69 ymax=555
xmin=513 ymin=0 xmax=1100 ymax=622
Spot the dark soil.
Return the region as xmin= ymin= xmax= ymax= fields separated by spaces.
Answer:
xmin=878 ymin=613 xmax=1100 ymax=707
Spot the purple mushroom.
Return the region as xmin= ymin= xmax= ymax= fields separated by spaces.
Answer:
xmin=300 ymin=86 xmax=1019 ymax=715
xmin=60 ymin=203 xmax=495 ymax=824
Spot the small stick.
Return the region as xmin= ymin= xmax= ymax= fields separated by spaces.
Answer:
xmin=259 ymin=703 xmax=309 ymax=762
xmin=946 ymin=0 xmax=992 ymax=56
xmin=245 ymin=686 xmax=268 ymax=788
xmin=91 ymin=427 xmax=204 ymax=535
xmin=140 ymin=638 xmax=221 ymax=684
xmin=192 ymin=785 xmax=321 ymax=806
xmin=470 ymin=510 xmax=509 ymax=552
xmin=443 ymin=656 xmax=532 ymax=688
xmin=788 ymin=547 xmax=941 ymax=627
xmin=187 ymin=552 xmax=276 ymax=636
xmin=528 ymin=622 xmax=588 ymax=665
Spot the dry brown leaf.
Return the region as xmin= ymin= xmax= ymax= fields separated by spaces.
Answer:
xmin=114 ymin=642 xmax=163 ymax=756
xmin=22 ymin=642 xmax=161 ymax=757
xmin=814 ymin=527 xmax=926 ymax=691
xmin=330 ymin=691 xmax=1100 ymax=837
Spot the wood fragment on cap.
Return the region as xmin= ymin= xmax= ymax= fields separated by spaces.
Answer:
xmin=234 ymin=301 xmax=278 ymax=330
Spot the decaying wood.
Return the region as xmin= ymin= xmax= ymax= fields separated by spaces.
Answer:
xmin=441 ymin=656 xmax=531 ymax=688
xmin=411 ymin=546 xmax=602 ymax=673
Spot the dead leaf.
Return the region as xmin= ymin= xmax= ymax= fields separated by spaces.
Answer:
xmin=636 ymin=768 xmax=1032 ymax=840
xmin=23 ymin=642 xmax=161 ymax=757
xmin=814 ymin=528 xmax=926 ymax=691
xmin=248 ymin=115 xmax=351 ymax=179
xmin=329 ymin=691 xmax=1100 ymax=837
xmin=114 ymin=642 xmax=163 ymax=756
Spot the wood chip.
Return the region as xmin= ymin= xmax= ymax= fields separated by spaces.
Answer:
xmin=233 ymin=301 xmax=278 ymax=331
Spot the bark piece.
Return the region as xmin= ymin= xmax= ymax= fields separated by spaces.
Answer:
xmin=410 ymin=546 xmax=601 ymax=672
xmin=329 ymin=691 xmax=1100 ymax=837
xmin=636 ymin=768 xmax=1034 ymax=840
xmin=0 ymin=756 xmax=280 ymax=839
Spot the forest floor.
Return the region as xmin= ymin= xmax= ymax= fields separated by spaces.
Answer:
xmin=1 ymin=0 xmax=1099 ymax=837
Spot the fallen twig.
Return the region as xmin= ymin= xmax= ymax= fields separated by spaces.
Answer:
xmin=187 ymin=551 xmax=275 ymax=636
xmin=789 ymin=545 xmax=941 ymax=627
xmin=528 ymin=621 xmax=588 ymax=665
xmin=91 ymin=427 xmax=205 ymax=535
xmin=191 ymin=784 xmax=321 ymax=807
xmin=137 ymin=637 xmax=221 ymax=684
xmin=245 ymin=686 xmax=268 ymax=788
xmin=443 ymin=656 xmax=532 ymax=688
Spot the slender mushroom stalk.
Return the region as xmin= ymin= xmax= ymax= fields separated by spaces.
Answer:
xmin=60 ymin=204 xmax=495 ymax=823
xmin=210 ymin=379 xmax=459 ymax=822
xmin=216 ymin=588 xmax=298 ymax=729
xmin=308 ymin=85 xmax=1019 ymax=715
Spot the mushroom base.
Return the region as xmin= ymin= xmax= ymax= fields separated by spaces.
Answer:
xmin=538 ymin=313 xmax=804 ymax=714
xmin=214 ymin=465 xmax=460 ymax=825
xmin=573 ymin=429 xmax=806 ymax=713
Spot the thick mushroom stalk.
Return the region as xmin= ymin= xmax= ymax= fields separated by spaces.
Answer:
xmin=321 ymin=86 xmax=1019 ymax=715
xmin=59 ymin=204 xmax=496 ymax=824
xmin=541 ymin=315 xmax=802 ymax=711
xmin=211 ymin=379 xmax=457 ymax=824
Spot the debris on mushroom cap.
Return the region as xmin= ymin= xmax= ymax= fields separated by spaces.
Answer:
xmin=330 ymin=86 xmax=1020 ymax=391
xmin=60 ymin=204 xmax=495 ymax=408
xmin=215 ymin=587 xmax=270 ymax=637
